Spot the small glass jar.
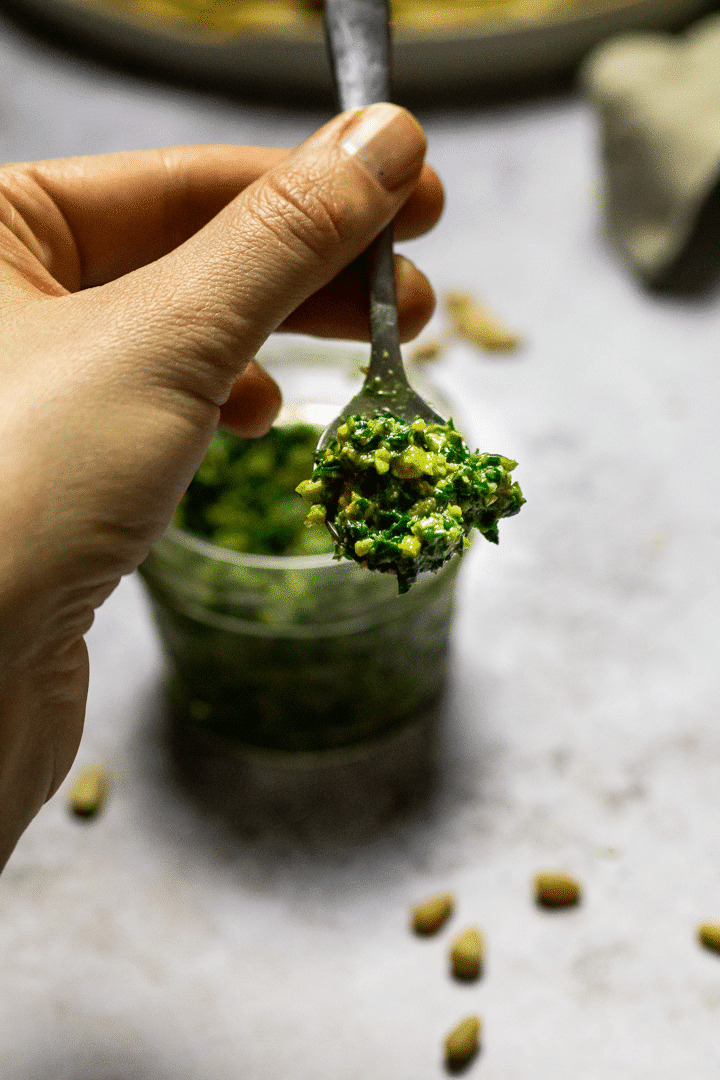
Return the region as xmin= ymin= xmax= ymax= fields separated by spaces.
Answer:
xmin=139 ymin=339 xmax=462 ymax=755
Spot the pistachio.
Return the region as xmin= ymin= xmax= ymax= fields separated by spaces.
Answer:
xmin=68 ymin=765 xmax=110 ymax=818
xmin=450 ymin=926 xmax=484 ymax=980
xmin=445 ymin=291 xmax=521 ymax=352
xmin=534 ymin=871 xmax=582 ymax=909
xmin=411 ymin=892 xmax=455 ymax=935
xmin=409 ymin=337 xmax=445 ymax=363
xmin=444 ymin=1014 xmax=482 ymax=1070
xmin=698 ymin=923 xmax=720 ymax=955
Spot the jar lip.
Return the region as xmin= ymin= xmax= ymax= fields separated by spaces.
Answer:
xmin=163 ymin=523 xmax=343 ymax=571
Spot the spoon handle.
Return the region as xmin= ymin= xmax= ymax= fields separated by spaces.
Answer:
xmin=324 ymin=0 xmax=407 ymax=392
xmin=324 ymin=0 xmax=390 ymax=109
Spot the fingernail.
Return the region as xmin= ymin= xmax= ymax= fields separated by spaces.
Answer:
xmin=341 ymin=103 xmax=426 ymax=191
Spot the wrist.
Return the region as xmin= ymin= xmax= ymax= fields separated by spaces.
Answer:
xmin=0 ymin=507 xmax=94 ymax=871
xmin=0 ymin=566 xmax=90 ymax=871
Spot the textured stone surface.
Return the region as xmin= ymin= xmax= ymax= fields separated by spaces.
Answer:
xmin=2 ymin=10 xmax=720 ymax=1078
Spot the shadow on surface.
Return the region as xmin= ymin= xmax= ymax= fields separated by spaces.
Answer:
xmin=159 ymin=689 xmax=444 ymax=853
xmin=446 ymin=1046 xmax=483 ymax=1076
xmin=123 ymin=666 xmax=491 ymax=888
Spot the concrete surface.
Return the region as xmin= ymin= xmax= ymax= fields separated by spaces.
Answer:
xmin=1 ymin=9 xmax=720 ymax=1078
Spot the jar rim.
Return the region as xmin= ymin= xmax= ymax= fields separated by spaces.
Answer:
xmin=163 ymin=522 xmax=343 ymax=572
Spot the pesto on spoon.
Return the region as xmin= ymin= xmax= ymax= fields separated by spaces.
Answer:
xmin=306 ymin=0 xmax=524 ymax=590
xmin=298 ymin=410 xmax=524 ymax=593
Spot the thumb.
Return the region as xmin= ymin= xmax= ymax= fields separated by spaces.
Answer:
xmin=93 ymin=103 xmax=427 ymax=408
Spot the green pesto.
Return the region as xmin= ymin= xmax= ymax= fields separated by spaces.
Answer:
xmin=296 ymin=410 xmax=524 ymax=593
xmin=174 ymin=424 xmax=335 ymax=557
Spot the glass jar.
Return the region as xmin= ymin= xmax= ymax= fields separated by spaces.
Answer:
xmin=139 ymin=338 xmax=462 ymax=755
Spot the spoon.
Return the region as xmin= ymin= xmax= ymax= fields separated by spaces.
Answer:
xmin=319 ymin=0 xmax=445 ymax=462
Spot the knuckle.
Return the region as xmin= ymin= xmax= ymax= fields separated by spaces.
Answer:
xmin=246 ymin=169 xmax=349 ymax=263
xmin=0 ymin=165 xmax=81 ymax=290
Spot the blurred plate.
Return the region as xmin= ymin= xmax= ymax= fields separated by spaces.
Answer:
xmin=2 ymin=0 xmax=717 ymax=102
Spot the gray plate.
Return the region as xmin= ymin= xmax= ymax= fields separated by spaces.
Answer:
xmin=3 ymin=0 xmax=717 ymax=102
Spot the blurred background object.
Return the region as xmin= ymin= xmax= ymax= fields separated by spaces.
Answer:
xmin=581 ymin=11 xmax=720 ymax=294
xmin=0 ymin=0 xmax=718 ymax=104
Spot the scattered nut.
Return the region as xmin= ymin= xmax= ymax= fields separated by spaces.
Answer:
xmin=444 ymin=291 xmax=521 ymax=352
xmin=450 ymin=926 xmax=484 ymax=980
xmin=698 ymin=923 xmax=720 ymax=955
xmin=534 ymin=871 xmax=582 ymax=909
xmin=444 ymin=1014 xmax=482 ymax=1070
xmin=411 ymin=892 xmax=455 ymax=935
xmin=68 ymin=765 xmax=110 ymax=818
xmin=409 ymin=337 xmax=446 ymax=363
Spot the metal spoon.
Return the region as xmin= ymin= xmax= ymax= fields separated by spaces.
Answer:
xmin=318 ymin=0 xmax=445 ymax=461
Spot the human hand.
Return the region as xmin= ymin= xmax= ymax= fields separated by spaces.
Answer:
xmin=0 ymin=104 xmax=442 ymax=867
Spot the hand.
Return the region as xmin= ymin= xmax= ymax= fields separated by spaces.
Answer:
xmin=0 ymin=104 xmax=443 ymax=867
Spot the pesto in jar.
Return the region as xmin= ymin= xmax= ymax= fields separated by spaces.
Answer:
xmin=296 ymin=410 xmax=524 ymax=593
xmin=174 ymin=423 xmax=334 ymax=557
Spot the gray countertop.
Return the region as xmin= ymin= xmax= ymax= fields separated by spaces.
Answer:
xmin=2 ymin=11 xmax=720 ymax=1079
